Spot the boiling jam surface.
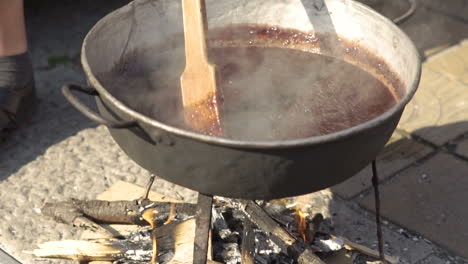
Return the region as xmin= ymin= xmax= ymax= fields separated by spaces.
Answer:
xmin=98 ymin=34 xmax=403 ymax=141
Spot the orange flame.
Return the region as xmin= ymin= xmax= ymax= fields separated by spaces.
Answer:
xmin=164 ymin=203 xmax=176 ymax=225
xmin=295 ymin=208 xmax=309 ymax=243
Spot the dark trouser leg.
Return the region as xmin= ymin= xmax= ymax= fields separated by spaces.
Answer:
xmin=0 ymin=52 xmax=36 ymax=139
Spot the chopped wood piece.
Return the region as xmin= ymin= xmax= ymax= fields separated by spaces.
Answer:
xmin=30 ymin=219 xmax=221 ymax=264
xmin=335 ymin=235 xmax=398 ymax=264
xmin=73 ymin=216 xmax=114 ymax=237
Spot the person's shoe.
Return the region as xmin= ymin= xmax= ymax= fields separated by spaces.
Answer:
xmin=0 ymin=52 xmax=38 ymax=142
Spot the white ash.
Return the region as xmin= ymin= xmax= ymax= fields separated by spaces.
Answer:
xmin=123 ymin=249 xmax=152 ymax=262
xmin=220 ymin=243 xmax=242 ymax=264
xmin=314 ymin=237 xmax=345 ymax=252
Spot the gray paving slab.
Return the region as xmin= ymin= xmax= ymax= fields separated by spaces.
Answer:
xmin=356 ymin=0 xmax=418 ymax=22
xmin=417 ymin=254 xmax=449 ymax=264
xmin=360 ymin=153 xmax=468 ymax=259
xmin=398 ymin=2 xmax=468 ymax=57
xmin=357 ymin=0 xmax=468 ymax=57
xmin=332 ymin=132 xmax=434 ymax=199
xmin=419 ymin=0 xmax=468 ymax=24
xmin=314 ymin=191 xmax=435 ymax=264
xmin=455 ymin=137 xmax=468 ymax=158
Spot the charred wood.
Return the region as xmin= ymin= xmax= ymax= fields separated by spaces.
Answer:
xmin=240 ymin=201 xmax=325 ymax=264
xmin=308 ymin=213 xmax=324 ymax=241
xmin=240 ymin=219 xmax=255 ymax=264
xmin=193 ymin=194 xmax=213 ymax=264
xmin=212 ymin=208 xmax=236 ymax=242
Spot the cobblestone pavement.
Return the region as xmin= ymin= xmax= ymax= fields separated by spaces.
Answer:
xmin=1 ymin=0 xmax=468 ymax=263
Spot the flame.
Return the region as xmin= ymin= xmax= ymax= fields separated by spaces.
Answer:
xmin=141 ymin=209 xmax=158 ymax=264
xmin=295 ymin=207 xmax=309 ymax=243
xmin=164 ymin=203 xmax=176 ymax=225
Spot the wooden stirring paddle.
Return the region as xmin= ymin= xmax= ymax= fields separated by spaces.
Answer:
xmin=180 ymin=0 xmax=222 ymax=136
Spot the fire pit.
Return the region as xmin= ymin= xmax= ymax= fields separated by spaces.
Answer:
xmin=55 ymin=0 xmax=421 ymax=263
xmin=33 ymin=174 xmax=395 ymax=264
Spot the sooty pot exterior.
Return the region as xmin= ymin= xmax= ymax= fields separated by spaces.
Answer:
xmin=97 ymin=97 xmax=402 ymax=199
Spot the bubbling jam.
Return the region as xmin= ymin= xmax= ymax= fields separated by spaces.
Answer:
xmin=98 ymin=26 xmax=404 ymax=141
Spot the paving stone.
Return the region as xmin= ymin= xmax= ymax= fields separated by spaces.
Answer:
xmin=332 ymin=132 xmax=434 ymax=199
xmin=425 ymin=40 xmax=468 ymax=85
xmin=315 ymin=191 xmax=435 ymax=264
xmin=418 ymin=254 xmax=447 ymax=264
xmin=398 ymin=5 xmax=468 ymax=57
xmin=455 ymin=138 xmax=468 ymax=158
xmin=419 ymin=0 xmax=468 ymax=24
xmin=356 ymin=0 xmax=417 ymax=22
xmin=397 ymin=67 xmax=468 ymax=146
xmin=360 ymin=153 xmax=468 ymax=258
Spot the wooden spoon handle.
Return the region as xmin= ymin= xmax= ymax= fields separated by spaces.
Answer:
xmin=181 ymin=0 xmax=210 ymax=64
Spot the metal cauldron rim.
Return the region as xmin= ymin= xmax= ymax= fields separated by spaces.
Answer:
xmin=81 ymin=0 xmax=421 ymax=150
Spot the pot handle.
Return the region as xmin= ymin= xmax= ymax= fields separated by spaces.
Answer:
xmin=392 ymin=0 xmax=416 ymax=25
xmin=62 ymin=84 xmax=137 ymax=128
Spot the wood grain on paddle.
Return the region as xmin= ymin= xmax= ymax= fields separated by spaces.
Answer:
xmin=180 ymin=0 xmax=222 ymax=136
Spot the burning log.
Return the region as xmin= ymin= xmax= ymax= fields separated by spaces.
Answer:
xmin=240 ymin=201 xmax=326 ymax=264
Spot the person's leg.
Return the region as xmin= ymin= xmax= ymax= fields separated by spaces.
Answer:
xmin=0 ymin=0 xmax=28 ymax=56
xmin=0 ymin=0 xmax=36 ymax=140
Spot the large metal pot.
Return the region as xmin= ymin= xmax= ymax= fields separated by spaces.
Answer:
xmin=63 ymin=0 xmax=420 ymax=199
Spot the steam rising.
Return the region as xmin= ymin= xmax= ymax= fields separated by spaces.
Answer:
xmin=97 ymin=26 xmax=402 ymax=141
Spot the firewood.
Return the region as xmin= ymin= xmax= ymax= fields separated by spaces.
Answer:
xmin=335 ymin=235 xmax=398 ymax=264
xmin=240 ymin=201 xmax=326 ymax=264
xmin=39 ymin=198 xmax=197 ymax=228
xmin=29 ymin=219 xmax=221 ymax=264
xmin=34 ymin=182 xmax=328 ymax=263
xmin=240 ymin=218 xmax=255 ymax=264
